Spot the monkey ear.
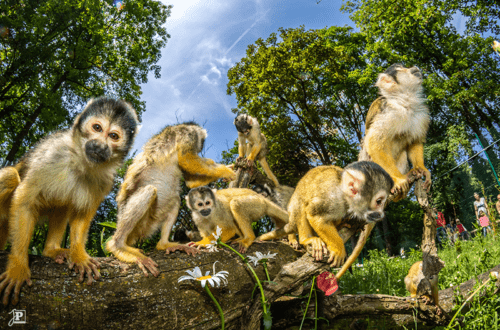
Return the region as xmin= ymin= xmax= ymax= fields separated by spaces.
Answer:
xmin=341 ymin=169 xmax=365 ymax=198
xmin=185 ymin=195 xmax=192 ymax=209
xmin=375 ymin=73 xmax=396 ymax=91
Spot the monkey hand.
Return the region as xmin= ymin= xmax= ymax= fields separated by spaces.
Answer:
xmin=391 ymin=176 xmax=410 ymax=202
xmin=0 ymin=259 xmax=32 ymax=305
xmin=69 ymin=255 xmax=101 ymax=285
xmin=326 ymin=244 xmax=347 ymax=268
xmin=246 ymin=158 xmax=255 ymax=168
xmin=304 ymin=237 xmax=329 ymax=262
xmin=136 ymin=257 xmax=160 ymax=277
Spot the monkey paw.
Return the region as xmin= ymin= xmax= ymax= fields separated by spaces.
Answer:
xmin=165 ymin=245 xmax=201 ymax=256
xmin=43 ymin=248 xmax=70 ymax=264
xmin=69 ymin=257 xmax=101 ymax=285
xmin=391 ymin=177 xmax=409 ymax=201
xmin=0 ymin=263 xmax=32 ymax=305
xmin=327 ymin=246 xmax=347 ymax=268
xmin=304 ymin=237 xmax=329 ymax=262
xmin=136 ymin=257 xmax=159 ymax=277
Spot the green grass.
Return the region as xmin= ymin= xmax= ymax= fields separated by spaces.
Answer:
xmin=338 ymin=234 xmax=500 ymax=329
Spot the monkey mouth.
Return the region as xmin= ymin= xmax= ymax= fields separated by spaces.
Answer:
xmin=85 ymin=140 xmax=111 ymax=163
xmin=200 ymin=209 xmax=211 ymax=217
xmin=365 ymin=211 xmax=384 ymax=223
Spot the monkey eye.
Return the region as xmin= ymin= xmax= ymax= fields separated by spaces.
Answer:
xmin=197 ymin=202 xmax=203 ymax=207
xmin=205 ymin=201 xmax=211 ymax=205
xmin=92 ymin=124 xmax=102 ymax=132
xmin=376 ymin=198 xmax=384 ymax=206
xmin=109 ymin=132 xmax=120 ymax=141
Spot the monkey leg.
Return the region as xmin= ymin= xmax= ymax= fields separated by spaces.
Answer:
xmin=407 ymin=143 xmax=431 ymax=191
xmin=0 ymin=193 xmax=36 ymax=305
xmin=258 ymin=157 xmax=280 ymax=187
xmin=42 ymin=208 xmax=70 ymax=264
xmin=365 ymin=139 xmax=409 ymax=199
xmin=307 ymin=214 xmax=346 ymax=267
xmin=108 ymin=186 xmax=160 ymax=277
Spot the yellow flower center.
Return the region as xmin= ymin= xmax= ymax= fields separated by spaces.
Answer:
xmin=197 ymin=275 xmax=212 ymax=281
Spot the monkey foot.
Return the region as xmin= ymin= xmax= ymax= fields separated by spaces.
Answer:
xmin=136 ymin=257 xmax=159 ymax=277
xmin=165 ymin=245 xmax=201 ymax=256
xmin=0 ymin=263 xmax=32 ymax=306
xmin=44 ymin=248 xmax=70 ymax=264
xmin=287 ymin=239 xmax=300 ymax=250
xmin=327 ymin=247 xmax=346 ymax=268
xmin=69 ymin=257 xmax=101 ymax=285
xmin=304 ymin=237 xmax=329 ymax=262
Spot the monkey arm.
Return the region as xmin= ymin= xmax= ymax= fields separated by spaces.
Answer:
xmin=237 ymin=133 xmax=247 ymax=158
xmin=306 ymin=214 xmax=346 ymax=267
xmin=178 ymin=151 xmax=236 ymax=188
xmin=68 ymin=208 xmax=101 ymax=285
xmin=246 ymin=143 xmax=262 ymax=161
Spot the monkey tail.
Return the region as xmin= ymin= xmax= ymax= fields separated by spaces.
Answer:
xmin=259 ymin=158 xmax=279 ymax=187
xmin=257 ymin=223 xmax=292 ymax=242
xmin=335 ymin=221 xmax=376 ymax=280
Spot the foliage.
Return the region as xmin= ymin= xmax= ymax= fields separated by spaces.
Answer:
xmin=0 ymin=0 xmax=171 ymax=164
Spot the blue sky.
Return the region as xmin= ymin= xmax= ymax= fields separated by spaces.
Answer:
xmin=133 ymin=0 xmax=353 ymax=161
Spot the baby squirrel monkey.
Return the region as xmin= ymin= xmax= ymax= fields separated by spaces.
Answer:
xmin=0 ymin=97 xmax=140 ymax=305
xmin=106 ymin=122 xmax=236 ymax=277
xmin=234 ymin=114 xmax=280 ymax=187
xmin=186 ymin=186 xmax=290 ymax=253
xmin=258 ymin=161 xmax=393 ymax=267
xmin=359 ymin=64 xmax=431 ymax=201
xmin=405 ymin=261 xmax=442 ymax=314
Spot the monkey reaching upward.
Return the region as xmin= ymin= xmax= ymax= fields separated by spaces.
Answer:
xmin=186 ymin=186 xmax=289 ymax=253
xmin=234 ymin=114 xmax=279 ymax=187
xmin=258 ymin=161 xmax=393 ymax=267
xmin=106 ymin=123 xmax=236 ymax=277
xmin=405 ymin=261 xmax=441 ymax=313
xmin=0 ymin=97 xmax=140 ymax=305
xmin=0 ymin=167 xmax=20 ymax=249
xmin=252 ymin=183 xmax=299 ymax=249
xmin=359 ymin=64 xmax=431 ymax=201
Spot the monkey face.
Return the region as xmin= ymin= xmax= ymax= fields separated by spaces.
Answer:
xmin=376 ymin=64 xmax=423 ymax=94
xmin=234 ymin=114 xmax=252 ymax=135
xmin=186 ymin=186 xmax=217 ymax=218
xmin=342 ymin=161 xmax=393 ymax=223
xmin=81 ymin=116 xmax=129 ymax=164
xmin=252 ymin=184 xmax=271 ymax=198
xmin=74 ymin=97 xmax=140 ymax=165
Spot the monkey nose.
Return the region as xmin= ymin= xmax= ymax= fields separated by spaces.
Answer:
xmin=366 ymin=211 xmax=384 ymax=223
xmin=200 ymin=209 xmax=211 ymax=217
xmin=85 ymin=140 xmax=111 ymax=163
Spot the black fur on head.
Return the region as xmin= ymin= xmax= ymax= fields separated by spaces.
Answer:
xmin=345 ymin=161 xmax=394 ymax=197
xmin=252 ymin=184 xmax=272 ymax=198
xmin=384 ymin=63 xmax=403 ymax=83
xmin=76 ymin=97 xmax=139 ymax=152
xmin=234 ymin=114 xmax=252 ymax=134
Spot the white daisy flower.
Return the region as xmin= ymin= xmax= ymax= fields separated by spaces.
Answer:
xmin=247 ymin=251 xmax=277 ymax=267
xmin=178 ymin=261 xmax=229 ymax=288
xmin=212 ymin=226 xmax=222 ymax=241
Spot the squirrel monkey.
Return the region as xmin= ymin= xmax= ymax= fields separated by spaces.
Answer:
xmin=186 ymin=186 xmax=289 ymax=253
xmin=252 ymin=183 xmax=299 ymax=249
xmin=405 ymin=261 xmax=441 ymax=312
xmin=359 ymin=64 xmax=431 ymax=201
xmin=0 ymin=167 xmax=21 ymax=249
xmin=0 ymin=97 xmax=140 ymax=305
xmin=106 ymin=122 xmax=236 ymax=277
xmin=234 ymin=114 xmax=280 ymax=187
xmin=258 ymin=161 xmax=393 ymax=267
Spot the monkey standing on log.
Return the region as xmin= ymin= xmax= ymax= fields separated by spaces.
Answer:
xmin=106 ymin=123 xmax=236 ymax=277
xmin=0 ymin=97 xmax=140 ymax=305
xmin=405 ymin=261 xmax=442 ymax=314
xmin=258 ymin=161 xmax=393 ymax=272
xmin=234 ymin=114 xmax=280 ymax=187
xmin=359 ymin=64 xmax=431 ymax=201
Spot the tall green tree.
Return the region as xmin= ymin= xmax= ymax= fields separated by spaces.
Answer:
xmin=0 ymin=0 xmax=171 ymax=164
xmin=227 ymin=26 xmax=378 ymax=184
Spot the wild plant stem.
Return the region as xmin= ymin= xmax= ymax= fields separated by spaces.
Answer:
xmin=300 ymin=276 xmax=316 ymax=330
xmin=262 ymin=262 xmax=271 ymax=282
xmin=204 ymin=285 xmax=225 ymax=330
xmin=219 ymin=242 xmax=268 ymax=315
xmin=447 ymin=278 xmax=491 ymax=328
